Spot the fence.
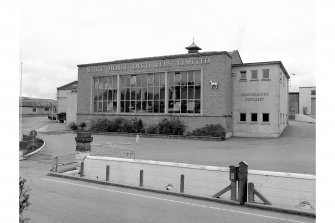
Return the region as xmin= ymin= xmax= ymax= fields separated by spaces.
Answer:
xmin=51 ymin=153 xmax=78 ymax=173
xmin=79 ymin=156 xmax=315 ymax=210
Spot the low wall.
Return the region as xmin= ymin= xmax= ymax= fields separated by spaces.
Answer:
xmin=83 ymin=156 xmax=315 ymax=209
xmin=295 ymin=114 xmax=316 ymax=123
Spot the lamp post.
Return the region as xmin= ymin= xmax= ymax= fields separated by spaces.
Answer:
xmin=20 ymin=62 xmax=23 ymax=141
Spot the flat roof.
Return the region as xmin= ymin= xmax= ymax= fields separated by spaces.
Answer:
xmin=232 ymin=61 xmax=290 ymax=79
xmin=77 ymin=51 xmax=231 ymax=67
xmin=299 ymin=86 xmax=316 ymax=88
xmin=57 ymin=81 xmax=78 ymax=90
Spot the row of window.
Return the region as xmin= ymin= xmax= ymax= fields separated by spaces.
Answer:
xmin=239 ymin=69 xmax=270 ymax=81
xmin=239 ymin=113 xmax=270 ymax=123
xmin=93 ymin=70 xmax=202 ymax=114
xmin=280 ymin=113 xmax=288 ymax=125
xmin=279 ymin=72 xmax=287 ymax=88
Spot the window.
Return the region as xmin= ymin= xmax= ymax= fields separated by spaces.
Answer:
xmin=251 ymin=113 xmax=258 ymax=122
xmin=120 ymin=72 xmax=165 ymax=113
xmin=44 ymin=108 xmax=50 ymax=111
xmin=262 ymin=113 xmax=269 ymax=122
xmin=240 ymin=113 xmax=246 ymax=122
xmin=279 ymin=73 xmax=282 ymax=83
xmin=240 ymin=71 xmax=247 ymax=80
xmin=280 ymin=113 xmax=283 ymax=124
xmin=168 ymin=70 xmax=201 ymax=114
xmin=251 ymin=70 xmax=258 ymax=80
xmin=262 ymin=69 xmax=270 ymax=79
xmin=32 ymin=108 xmax=36 ymax=112
xmin=311 ymin=90 xmax=316 ymax=95
xmin=93 ymin=76 xmax=118 ymax=113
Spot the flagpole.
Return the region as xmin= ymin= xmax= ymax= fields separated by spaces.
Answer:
xmin=20 ymin=62 xmax=23 ymax=141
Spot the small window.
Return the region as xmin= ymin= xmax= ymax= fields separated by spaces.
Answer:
xmin=311 ymin=90 xmax=316 ymax=95
xmin=251 ymin=113 xmax=258 ymax=122
xmin=251 ymin=70 xmax=258 ymax=80
xmin=240 ymin=113 xmax=246 ymax=122
xmin=240 ymin=71 xmax=247 ymax=80
xmin=263 ymin=113 xmax=269 ymax=122
xmin=32 ymin=108 xmax=36 ymax=112
xmin=262 ymin=69 xmax=270 ymax=79
xmin=44 ymin=108 xmax=50 ymax=111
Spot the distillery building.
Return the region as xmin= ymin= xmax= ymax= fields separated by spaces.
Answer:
xmin=76 ymin=42 xmax=289 ymax=137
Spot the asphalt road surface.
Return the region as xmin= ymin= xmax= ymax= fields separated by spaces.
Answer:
xmin=20 ymin=161 xmax=314 ymax=223
xmin=20 ymin=116 xmax=315 ymax=222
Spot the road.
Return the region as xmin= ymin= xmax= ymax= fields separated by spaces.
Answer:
xmin=19 ymin=116 xmax=315 ymax=222
xmin=20 ymin=161 xmax=314 ymax=223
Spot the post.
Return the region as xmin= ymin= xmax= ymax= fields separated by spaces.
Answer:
xmin=55 ymin=156 xmax=58 ymax=173
xmin=139 ymin=170 xmax=143 ymax=187
xmin=238 ymin=161 xmax=248 ymax=205
xmin=80 ymin=162 xmax=84 ymax=177
xmin=248 ymin=182 xmax=254 ymax=203
xmin=106 ymin=165 xmax=110 ymax=181
xmin=180 ymin=174 xmax=184 ymax=193
xmin=231 ymin=181 xmax=237 ymax=201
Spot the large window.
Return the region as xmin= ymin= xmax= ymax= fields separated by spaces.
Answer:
xmin=262 ymin=69 xmax=270 ymax=79
xmin=168 ymin=70 xmax=201 ymax=114
xmin=251 ymin=113 xmax=258 ymax=122
xmin=240 ymin=113 xmax=246 ymax=122
xmin=120 ymin=73 xmax=165 ymax=113
xmin=240 ymin=71 xmax=247 ymax=80
xmin=251 ymin=70 xmax=258 ymax=80
xmin=93 ymin=76 xmax=118 ymax=113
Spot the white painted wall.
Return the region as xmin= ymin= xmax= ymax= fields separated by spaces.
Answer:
xmin=232 ymin=64 xmax=282 ymax=137
xmin=299 ymin=87 xmax=316 ymax=115
xmin=83 ymin=156 xmax=315 ymax=209
xmin=66 ymin=91 xmax=77 ymax=124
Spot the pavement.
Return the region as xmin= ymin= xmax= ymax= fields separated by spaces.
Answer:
xmin=19 ymin=116 xmax=316 ymax=222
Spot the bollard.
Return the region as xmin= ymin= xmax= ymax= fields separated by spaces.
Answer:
xmin=231 ymin=181 xmax=237 ymax=201
xmin=248 ymin=182 xmax=254 ymax=203
xmin=55 ymin=156 xmax=59 ymax=173
xmin=106 ymin=165 xmax=110 ymax=181
xmin=139 ymin=170 xmax=143 ymax=187
xmin=180 ymin=174 xmax=185 ymax=193
xmin=80 ymin=162 xmax=84 ymax=177
xmin=238 ymin=161 xmax=248 ymax=205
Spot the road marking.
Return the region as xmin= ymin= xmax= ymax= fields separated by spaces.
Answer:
xmin=41 ymin=178 xmax=308 ymax=223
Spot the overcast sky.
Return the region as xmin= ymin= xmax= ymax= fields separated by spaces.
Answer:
xmin=19 ymin=0 xmax=315 ymax=99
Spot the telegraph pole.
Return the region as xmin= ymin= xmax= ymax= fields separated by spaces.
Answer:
xmin=20 ymin=62 xmax=23 ymax=141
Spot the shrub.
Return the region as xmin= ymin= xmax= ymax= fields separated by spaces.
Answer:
xmin=157 ymin=118 xmax=185 ymax=135
xmin=78 ymin=122 xmax=86 ymax=130
xmin=19 ymin=177 xmax=31 ymax=223
xmin=68 ymin=122 xmax=78 ymax=131
xmin=90 ymin=119 xmax=114 ymax=131
xmin=192 ymin=124 xmax=226 ymax=139
xmin=146 ymin=125 xmax=158 ymax=134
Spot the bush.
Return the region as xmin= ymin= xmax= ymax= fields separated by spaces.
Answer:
xmin=192 ymin=124 xmax=226 ymax=139
xmin=78 ymin=122 xmax=86 ymax=130
xmin=68 ymin=122 xmax=78 ymax=131
xmin=19 ymin=177 xmax=31 ymax=223
xmin=90 ymin=117 xmax=144 ymax=133
xmin=157 ymin=118 xmax=185 ymax=135
xmin=90 ymin=119 xmax=114 ymax=132
xmin=146 ymin=125 xmax=158 ymax=134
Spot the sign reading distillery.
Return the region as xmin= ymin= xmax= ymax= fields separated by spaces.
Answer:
xmin=86 ymin=57 xmax=210 ymax=73
xmin=241 ymin=92 xmax=269 ymax=102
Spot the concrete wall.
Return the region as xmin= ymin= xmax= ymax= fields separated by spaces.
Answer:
xmin=66 ymin=91 xmax=77 ymax=124
xmin=21 ymin=106 xmax=52 ymax=115
xmin=57 ymin=89 xmax=71 ymax=113
xmin=232 ymin=64 xmax=282 ymax=137
xmin=83 ymin=156 xmax=315 ymax=209
xmin=289 ymin=93 xmax=299 ymax=119
xmin=278 ymin=68 xmax=289 ymax=133
xmin=299 ymin=87 xmax=316 ymax=115
xmin=77 ymin=53 xmax=233 ymax=132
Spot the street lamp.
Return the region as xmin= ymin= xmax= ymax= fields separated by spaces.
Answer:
xmin=20 ymin=62 xmax=23 ymax=141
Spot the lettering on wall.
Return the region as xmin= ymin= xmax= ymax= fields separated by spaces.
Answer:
xmin=85 ymin=57 xmax=210 ymax=73
xmin=241 ymin=92 xmax=269 ymax=102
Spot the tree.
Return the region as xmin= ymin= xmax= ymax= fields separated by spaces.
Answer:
xmin=19 ymin=177 xmax=31 ymax=223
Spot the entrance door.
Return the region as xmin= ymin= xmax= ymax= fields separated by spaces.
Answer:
xmin=311 ymin=98 xmax=316 ymax=115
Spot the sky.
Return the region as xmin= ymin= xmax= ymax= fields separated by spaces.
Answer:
xmin=19 ymin=0 xmax=316 ymax=99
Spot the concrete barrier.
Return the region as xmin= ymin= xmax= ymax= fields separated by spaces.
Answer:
xmin=295 ymin=114 xmax=316 ymax=123
xmin=83 ymin=156 xmax=315 ymax=210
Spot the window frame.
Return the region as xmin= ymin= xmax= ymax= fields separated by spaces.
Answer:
xmin=240 ymin=71 xmax=247 ymax=81
xmin=262 ymin=69 xmax=270 ymax=80
xmin=240 ymin=113 xmax=246 ymax=122
xmin=251 ymin=113 xmax=258 ymax=122
xmin=251 ymin=70 xmax=258 ymax=80
xmin=262 ymin=113 xmax=269 ymax=123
